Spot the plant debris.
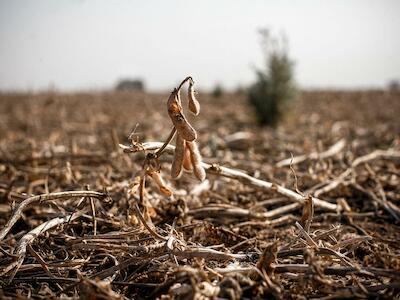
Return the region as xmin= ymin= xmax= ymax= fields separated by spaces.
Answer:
xmin=0 ymin=85 xmax=399 ymax=299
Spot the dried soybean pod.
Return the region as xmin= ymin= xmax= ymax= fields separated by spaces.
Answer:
xmin=187 ymin=141 xmax=206 ymax=181
xmin=299 ymin=195 xmax=314 ymax=233
xmin=182 ymin=142 xmax=193 ymax=171
xmin=147 ymin=171 xmax=173 ymax=197
xmin=171 ymin=134 xmax=185 ymax=178
xmin=188 ymin=80 xmax=200 ymax=116
xmin=167 ymin=90 xmax=197 ymax=141
xmin=176 ymin=87 xmax=182 ymax=105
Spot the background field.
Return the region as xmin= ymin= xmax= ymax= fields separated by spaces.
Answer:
xmin=0 ymin=90 xmax=399 ymax=299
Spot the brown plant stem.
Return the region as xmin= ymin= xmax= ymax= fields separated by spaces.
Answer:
xmin=0 ymin=191 xmax=106 ymax=241
xmin=120 ymin=142 xmax=338 ymax=211
xmin=7 ymin=210 xmax=86 ymax=282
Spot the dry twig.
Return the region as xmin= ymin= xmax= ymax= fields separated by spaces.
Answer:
xmin=0 ymin=191 xmax=106 ymax=241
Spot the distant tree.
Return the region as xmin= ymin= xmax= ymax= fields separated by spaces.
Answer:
xmin=115 ymin=79 xmax=145 ymax=91
xmin=248 ymin=29 xmax=296 ymax=126
xmin=387 ymin=79 xmax=400 ymax=92
xmin=235 ymin=85 xmax=245 ymax=95
xmin=212 ymin=83 xmax=224 ymax=98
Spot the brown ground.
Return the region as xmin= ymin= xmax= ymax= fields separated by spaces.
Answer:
xmin=0 ymin=89 xmax=399 ymax=299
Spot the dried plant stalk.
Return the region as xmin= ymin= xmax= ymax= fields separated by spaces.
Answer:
xmin=7 ymin=210 xmax=86 ymax=282
xmin=188 ymin=80 xmax=200 ymax=116
xmin=295 ymin=221 xmax=318 ymax=247
xmin=171 ymin=134 xmax=185 ymax=178
xmin=276 ymin=138 xmax=346 ymax=167
xmin=0 ymin=191 xmax=105 ymax=241
xmin=167 ymin=90 xmax=197 ymax=141
xmin=186 ymin=141 xmax=206 ymax=181
xmin=147 ymin=171 xmax=172 ymax=197
xmin=123 ymin=142 xmax=338 ymax=211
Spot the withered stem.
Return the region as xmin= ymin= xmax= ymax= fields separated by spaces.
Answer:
xmin=176 ymin=76 xmax=193 ymax=92
xmin=134 ymin=176 xmax=167 ymax=241
xmin=0 ymin=191 xmax=106 ymax=241
xmin=155 ymin=127 xmax=176 ymax=158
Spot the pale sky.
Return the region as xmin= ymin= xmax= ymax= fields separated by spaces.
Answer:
xmin=0 ymin=0 xmax=399 ymax=91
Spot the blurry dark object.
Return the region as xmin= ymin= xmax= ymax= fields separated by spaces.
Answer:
xmin=248 ymin=29 xmax=296 ymax=126
xmin=235 ymin=85 xmax=245 ymax=95
xmin=387 ymin=79 xmax=399 ymax=92
xmin=115 ymin=79 xmax=145 ymax=91
xmin=212 ymin=83 xmax=224 ymax=98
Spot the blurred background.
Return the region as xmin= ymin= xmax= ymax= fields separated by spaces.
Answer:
xmin=1 ymin=0 xmax=399 ymax=92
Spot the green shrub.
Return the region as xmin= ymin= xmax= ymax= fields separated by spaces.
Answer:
xmin=248 ymin=29 xmax=296 ymax=126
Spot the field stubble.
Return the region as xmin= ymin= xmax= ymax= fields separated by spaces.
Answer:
xmin=0 ymin=89 xmax=399 ymax=299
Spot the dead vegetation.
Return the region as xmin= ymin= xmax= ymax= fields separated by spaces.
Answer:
xmin=0 ymin=85 xmax=399 ymax=299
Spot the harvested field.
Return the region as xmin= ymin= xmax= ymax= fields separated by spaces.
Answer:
xmin=0 ymin=88 xmax=399 ymax=299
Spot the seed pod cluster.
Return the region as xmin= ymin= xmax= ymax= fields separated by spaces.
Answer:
xmin=167 ymin=89 xmax=197 ymax=142
xmin=168 ymin=78 xmax=206 ymax=181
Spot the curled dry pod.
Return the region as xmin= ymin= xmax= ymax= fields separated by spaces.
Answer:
xmin=188 ymin=81 xmax=200 ymax=116
xmin=167 ymin=90 xmax=197 ymax=141
xmin=186 ymin=141 xmax=206 ymax=181
xmin=182 ymin=142 xmax=193 ymax=171
xmin=300 ymin=195 xmax=314 ymax=233
xmin=147 ymin=171 xmax=173 ymax=197
xmin=171 ymin=134 xmax=185 ymax=178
